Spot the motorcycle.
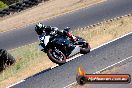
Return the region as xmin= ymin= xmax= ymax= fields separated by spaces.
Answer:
xmin=38 ymin=30 xmax=91 ymax=65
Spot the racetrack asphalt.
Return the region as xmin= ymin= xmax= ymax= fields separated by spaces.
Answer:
xmin=0 ymin=0 xmax=132 ymax=49
xmin=88 ymin=57 xmax=132 ymax=88
xmin=11 ymin=32 xmax=132 ymax=88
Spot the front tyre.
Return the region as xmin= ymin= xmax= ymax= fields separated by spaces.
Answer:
xmin=47 ymin=48 xmax=66 ymax=65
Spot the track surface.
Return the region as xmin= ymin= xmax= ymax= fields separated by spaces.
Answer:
xmin=11 ymin=33 xmax=132 ymax=88
xmin=1 ymin=0 xmax=132 ymax=49
xmin=89 ymin=57 xmax=132 ymax=88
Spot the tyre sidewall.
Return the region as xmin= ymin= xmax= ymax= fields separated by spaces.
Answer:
xmin=47 ymin=49 xmax=66 ymax=65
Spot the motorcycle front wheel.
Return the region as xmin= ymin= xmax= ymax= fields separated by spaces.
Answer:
xmin=47 ymin=48 xmax=66 ymax=65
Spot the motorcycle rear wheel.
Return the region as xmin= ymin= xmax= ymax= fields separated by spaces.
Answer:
xmin=80 ymin=43 xmax=90 ymax=54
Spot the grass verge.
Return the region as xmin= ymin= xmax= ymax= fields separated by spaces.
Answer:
xmin=0 ymin=16 xmax=132 ymax=88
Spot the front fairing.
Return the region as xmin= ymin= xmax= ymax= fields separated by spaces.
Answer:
xmin=51 ymin=36 xmax=70 ymax=47
xmin=50 ymin=36 xmax=75 ymax=56
xmin=38 ymin=34 xmax=51 ymax=51
xmin=39 ymin=35 xmax=45 ymax=43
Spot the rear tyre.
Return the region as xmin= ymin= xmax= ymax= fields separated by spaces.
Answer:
xmin=47 ymin=48 xmax=66 ymax=65
xmin=80 ymin=48 xmax=90 ymax=54
xmin=80 ymin=43 xmax=90 ymax=54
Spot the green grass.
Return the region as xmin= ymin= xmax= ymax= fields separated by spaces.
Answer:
xmin=0 ymin=0 xmax=22 ymax=10
xmin=0 ymin=1 xmax=8 ymax=10
xmin=0 ymin=42 xmax=48 ymax=81
xmin=1 ymin=0 xmax=19 ymax=5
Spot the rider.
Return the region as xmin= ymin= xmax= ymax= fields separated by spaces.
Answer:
xmin=35 ymin=23 xmax=77 ymax=43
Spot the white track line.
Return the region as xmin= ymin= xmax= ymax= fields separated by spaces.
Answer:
xmin=7 ymin=80 xmax=25 ymax=88
xmin=67 ymin=54 xmax=83 ymax=62
xmin=63 ymin=32 xmax=132 ymax=88
xmin=51 ymin=64 xmax=59 ymax=69
xmin=64 ymin=55 xmax=132 ymax=88
xmin=66 ymin=32 xmax=132 ymax=63
xmin=8 ymin=32 xmax=132 ymax=88
xmin=91 ymin=32 xmax=132 ymax=51
xmin=94 ymin=55 xmax=132 ymax=74
xmin=64 ymin=82 xmax=77 ymax=88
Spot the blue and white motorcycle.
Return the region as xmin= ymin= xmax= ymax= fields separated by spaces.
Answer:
xmin=38 ymin=29 xmax=91 ymax=65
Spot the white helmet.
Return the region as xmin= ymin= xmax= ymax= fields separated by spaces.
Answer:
xmin=37 ymin=23 xmax=44 ymax=28
xmin=35 ymin=23 xmax=45 ymax=35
